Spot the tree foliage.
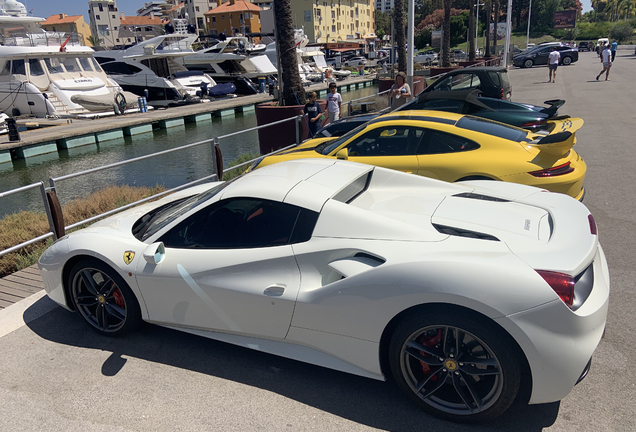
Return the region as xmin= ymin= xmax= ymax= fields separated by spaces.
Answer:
xmin=610 ymin=21 xmax=634 ymax=39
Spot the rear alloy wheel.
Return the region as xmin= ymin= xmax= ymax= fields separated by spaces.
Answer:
xmin=69 ymin=258 xmax=142 ymax=336
xmin=562 ymin=56 xmax=572 ymax=65
xmin=389 ymin=312 xmax=521 ymax=423
xmin=523 ymin=59 xmax=534 ymax=68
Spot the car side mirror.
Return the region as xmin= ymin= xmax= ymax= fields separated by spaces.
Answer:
xmin=336 ymin=148 xmax=349 ymax=160
xmin=143 ymin=242 xmax=166 ymax=265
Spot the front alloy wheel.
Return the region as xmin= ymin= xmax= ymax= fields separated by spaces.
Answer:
xmin=562 ymin=56 xmax=572 ymax=65
xmin=69 ymin=258 xmax=142 ymax=336
xmin=524 ymin=59 xmax=534 ymax=68
xmin=389 ymin=312 xmax=521 ymax=423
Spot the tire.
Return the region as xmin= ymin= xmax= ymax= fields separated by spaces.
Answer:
xmin=523 ymin=59 xmax=534 ymax=68
xmin=562 ymin=56 xmax=572 ymax=65
xmin=388 ymin=312 xmax=521 ymax=423
xmin=68 ymin=258 xmax=142 ymax=336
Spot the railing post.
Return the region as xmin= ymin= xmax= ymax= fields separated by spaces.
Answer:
xmin=295 ymin=116 xmax=301 ymax=145
xmin=39 ymin=182 xmax=58 ymax=241
xmin=348 ymin=101 xmax=352 ymax=117
xmin=212 ymin=137 xmax=220 ymax=181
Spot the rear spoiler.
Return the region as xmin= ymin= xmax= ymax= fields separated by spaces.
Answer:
xmin=540 ymin=99 xmax=566 ymax=117
xmin=529 ymin=117 xmax=584 ymax=157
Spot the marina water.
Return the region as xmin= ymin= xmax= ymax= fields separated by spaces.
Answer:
xmin=0 ymin=85 xmax=378 ymax=218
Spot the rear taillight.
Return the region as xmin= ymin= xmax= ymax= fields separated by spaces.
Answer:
xmin=588 ymin=214 xmax=597 ymax=235
xmin=528 ymin=162 xmax=574 ymax=177
xmin=537 ymin=270 xmax=575 ymax=307
xmin=500 ymin=88 xmax=505 ymax=100
xmin=521 ymin=119 xmax=547 ymax=128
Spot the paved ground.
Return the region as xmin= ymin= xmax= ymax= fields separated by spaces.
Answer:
xmin=1 ymin=51 xmax=635 ymax=431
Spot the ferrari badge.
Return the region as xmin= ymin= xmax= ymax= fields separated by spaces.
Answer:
xmin=123 ymin=251 xmax=135 ymax=265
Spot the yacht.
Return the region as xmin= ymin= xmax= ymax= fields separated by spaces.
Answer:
xmin=178 ymin=36 xmax=276 ymax=95
xmin=0 ymin=1 xmax=128 ymax=118
xmin=95 ymin=34 xmax=236 ymax=106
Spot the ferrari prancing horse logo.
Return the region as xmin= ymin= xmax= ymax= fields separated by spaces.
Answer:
xmin=123 ymin=251 xmax=135 ymax=265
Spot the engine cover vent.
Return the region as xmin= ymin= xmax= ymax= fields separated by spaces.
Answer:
xmin=433 ymin=224 xmax=500 ymax=241
xmin=453 ymin=192 xmax=510 ymax=202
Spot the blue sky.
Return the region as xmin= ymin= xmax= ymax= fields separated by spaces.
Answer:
xmin=24 ymin=0 xmax=594 ymax=23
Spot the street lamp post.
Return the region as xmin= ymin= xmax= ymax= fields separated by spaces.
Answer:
xmin=475 ymin=2 xmax=485 ymax=42
xmin=526 ymin=0 xmax=532 ymax=50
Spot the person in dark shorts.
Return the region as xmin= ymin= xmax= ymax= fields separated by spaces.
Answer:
xmin=548 ymin=47 xmax=561 ymax=83
xmin=303 ymin=91 xmax=323 ymax=137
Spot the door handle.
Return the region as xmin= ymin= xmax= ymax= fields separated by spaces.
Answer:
xmin=264 ymin=284 xmax=286 ymax=296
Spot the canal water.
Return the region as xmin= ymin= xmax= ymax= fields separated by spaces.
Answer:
xmin=0 ymin=86 xmax=379 ymax=218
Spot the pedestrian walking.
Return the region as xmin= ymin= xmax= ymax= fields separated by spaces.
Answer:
xmin=388 ymin=72 xmax=412 ymax=110
xmin=303 ymin=91 xmax=324 ymax=137
xmin=326 ymin=82 xmax=342 ymax=123
xmin=611 ymin=40 xmax=618 ymax=61
xmin=596 ymin=45 xmax=612 ymax=81
xmin=548 ymin=47 xmax=560 ymax=83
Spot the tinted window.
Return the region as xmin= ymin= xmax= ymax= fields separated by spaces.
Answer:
xmin=320 ymin=122 xmax=369 ymax=154
xmin=28 ymin=59 xmax=45 ymax=76
xmin=160 ymin=198 xmax=317 ymax=249
xmin=79 ymin=57 xmax=94 ymax=71
xmin=11 ymin=59 xmax=25 ymax=75
xmin=62 ymin=58 xmax=80 ymax=72
xmin=432 ymin=73 xmax=481 ymax=92
xmin=102 ymin=62 xmax=137 ymax=75
xmin=91 ymin=58 xmax=103 ymax=72
xmin=405 ymin=99 xmax=464 ymax=113
xmin=317 ymin=120 xmax=366 ymax=138
xmin=419 ymin=130 xmax=480 ymax=154
xmin=0 ymin=61 xmax=10 ymax=76
xmin=456 ymin=116 xmax=528 ymax=142
xmin=44 ymin=58 xmax=64 ymax=74
xmin=487 ymin=72 xmax=500 ymax=86
xmin=345 ymin=125 xmax=424 ymax=157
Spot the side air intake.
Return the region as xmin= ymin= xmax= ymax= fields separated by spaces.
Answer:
xmin=433 ymin=224 xmax=500 ymax=241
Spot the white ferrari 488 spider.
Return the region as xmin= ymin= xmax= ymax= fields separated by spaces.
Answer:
xmin=39 ymin=159 xmax=609 ymax=423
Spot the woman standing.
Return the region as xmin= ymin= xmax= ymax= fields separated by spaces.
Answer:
xmin=389 ymin=72 xmax=412 ymax=110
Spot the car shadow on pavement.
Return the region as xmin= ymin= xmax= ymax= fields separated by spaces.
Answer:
xmin=26 ymin=301 xmax=560 ymax=431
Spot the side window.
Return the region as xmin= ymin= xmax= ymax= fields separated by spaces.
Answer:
xmin=44 ymin=58 xmax=64 ymax=74
xmin=102 ymin=62 xmax=135 ymax=75
xmin=418 ymin=130 xmax=480 ymax=155
xmin=62 ymin=58 xmax=80 ymax=72
xmin=11 ymin=59 xmax=25 ymax=75
xmin=79 ymin=57 xmax=94 ymax=71
xmin=160 ymin=198 xmax=318 ymax=249
xmin=28 ymin=59 xmax=45 ymax=76
xmin=345 ymin=126 xmax=424 ymax=157
xmin=0 ymin=61 xmax=11 ymax=76
xmin=432 ymin=73 xmax=480 ymax=91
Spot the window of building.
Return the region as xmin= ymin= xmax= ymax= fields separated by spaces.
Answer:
xmin=112 ymin=15 xmax=116 ymax=19
xmin=114 ymin=26 xmax=117 ymax=30
xmin=315 ymin=8 xmax=321 ymax=17
xmin=222 ymin=14 xmax=225 ymax=19
xmin=98 ymin=25 xmax=109 ymax=36
xmin=331 ymin=10 xmax=334 ymax=18
xmin=196 ymin=6 xmax=199 ymax=11
xmin=304 ymin=10 xmax=311 ymax=21
xmin=95 ymin=14 xmax=100 ymax=20
xmin=239 ymin=13 xmax=243 ymax=23
xmin=116 ymin=38 xmax=120 ymax=43
xmin=212 ymin=16 xmax=216 ymax=24
xmin=98 ymin=4 xmax=103 ymax=12
xmin=332 ymin=25 xmax=335 ymax=32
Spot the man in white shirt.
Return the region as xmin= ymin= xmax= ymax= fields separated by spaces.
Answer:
xmin=548 ymin=47 xmax=561 ymax=83
xmin=596 ymin=45 xmax=613 ymax=81
xmin=326 ymin=82 xmax=342 ymax=123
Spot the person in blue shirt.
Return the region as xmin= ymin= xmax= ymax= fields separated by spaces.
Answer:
xmin=303 ymin=91 xmax=323 ymax=137
xmin=611 ymin=40 xmax=618 ymax=61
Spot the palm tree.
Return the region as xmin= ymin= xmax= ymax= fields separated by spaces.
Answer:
xmin=87 ymin=35 xmax=100 ymax=47
xmin=442 ymin=0 xmax=452 ymax=67
xmin=394 ymin=0 xmax=407 ymax=72
xmin=273 ymin=0 xmax=305 ymax=106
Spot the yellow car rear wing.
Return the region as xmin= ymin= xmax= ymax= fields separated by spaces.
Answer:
xmin=529 ymin=117 xmax=584 ymax=157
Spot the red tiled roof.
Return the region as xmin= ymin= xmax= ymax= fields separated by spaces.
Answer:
xmin=120 ymin=16 xmax=163 ymax=26
xmin=204 ymin=0 xmax=261 ymax=15
xmin=41 ymin=14 xmax=84 ymax=25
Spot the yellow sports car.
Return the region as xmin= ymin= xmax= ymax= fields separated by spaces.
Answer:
xmin=250 ymin=110 xmax=586 ymax=200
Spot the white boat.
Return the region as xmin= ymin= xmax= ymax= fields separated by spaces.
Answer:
xmin=0 ymin=111 xmax=8 ymax=134
xmin=178 ymin=36 xmax=276 ymax=94
xmin=0 ymin=1 xmax=127 ymax=118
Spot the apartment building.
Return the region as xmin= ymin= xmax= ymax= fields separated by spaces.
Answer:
xmin=88 ymin=0 xmax=162 ymax=47
xmin=374 ymin=0 xmax=393 ymax=13
xmin=183 ymin=0 xmax=218 ymax=35
xmin=290 ymin=0 xmax=375 ymax=43
xmin=40 ymin=14 xmax=93 ymax=46
xmin=204 ymin=0 xmax=261 ymax=36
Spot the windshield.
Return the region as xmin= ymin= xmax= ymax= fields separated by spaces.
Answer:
xmin=319 ymin=122 xmax=369 ymax=155
xmin=134 ymin=180 xmax=236 ymax=241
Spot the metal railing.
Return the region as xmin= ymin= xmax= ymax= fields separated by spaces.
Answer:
xmin=0 ymin=114 xmax=304 ymax=258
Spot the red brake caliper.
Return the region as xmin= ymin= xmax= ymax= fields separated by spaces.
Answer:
xmin=419 ymin=329 xmax=443 ymax=381
xmin=112 ymin=286 xmax=125 ymax=309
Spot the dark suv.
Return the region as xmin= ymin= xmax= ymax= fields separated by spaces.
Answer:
xmin=578 ymin=41 xmax=590 ymax=51
xmin=423 ymin=66 xmax=512 ymax=101
xmin=513 ymin=44 xmax=579 ymax=68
